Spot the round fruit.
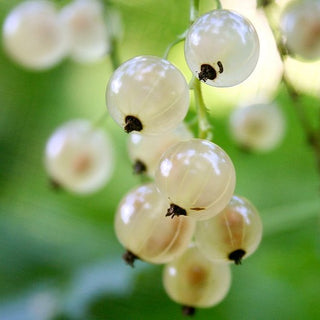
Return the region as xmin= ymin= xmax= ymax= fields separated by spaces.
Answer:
xmin=280 ymin=0 xmax=320 ymax=60
xmin=60 ymin=0 xmax=109 ymax=63
xmin=184 ymin=9 xmax=259 ymax=87
xmin=114 ymin=183 xmax=195 ymax=265
xmin=229 ymin=103 xmax=285 ymax=152
xmin=195 ymin=195 xmax=263 ymax=265
xmin=106 ymin=55 xmax=190 ymax=134
xmin=45 ymin=119 xmax=114 ymax=194
xmin=163 ymin=243 xmax=231 ymax=311
xmin=155 ymin=139 xmax=236 ymax=221
xmin=128 ymin=123 xmax=193 ymax=177
xmin=3 ymin=0 xmax=67 ymax=70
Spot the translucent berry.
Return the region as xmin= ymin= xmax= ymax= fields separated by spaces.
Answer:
xmin=281 ymin=0 xmax=320 ymax=60
xmin=60 ymin=0 xmax=109 ymax=63
xmin=184 ymin=9 xmax=259 ymax=87
xmin=195 ymin=195 xmax=263 ymax=265
xmin=45 ymin=119 xmax=114 ymax=194
xmin=114 ymin=183 xmax=195 ymax=265
xmin=106 ymin=55 xmax=190 ymax=134
xmin=2 ymin=0 xmax=67 ymax=70
xmin=229 ymin=103 xmax=285 ymax=152
xmin=155 ymin=139 xmax=236 ymax=221
xmin=128 ymin=123 xmax=193 ymax=177
xmin=163 ymin=244 xmax=231 ymax=310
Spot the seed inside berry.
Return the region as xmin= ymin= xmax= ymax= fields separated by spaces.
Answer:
xmin=124 ymin=115 xmax=143 ymax=133
xmin=166 ymin=203 xmax=187 ymax=218
xmin=228 ymin=249 xmax=246 ymax=265
xmin=198 ymin=64 xmax=217 ymax=82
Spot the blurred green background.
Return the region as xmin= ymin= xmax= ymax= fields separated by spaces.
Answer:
xmin=0 ymin=0 xmax=319 ymax=319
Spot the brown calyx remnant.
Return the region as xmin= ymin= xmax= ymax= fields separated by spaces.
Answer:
xmin=198 ymin=61 xmax=224 ymax=82
xmin=166 ymin=203 xmax=187 ymax=218
xmin=133 ymin=159 xmax=147 ymax=174
xmin=124 ymin=115 xmax=143 ymax=133
xmin=122 ymin=250 xmax=139 ymax=267
xmin=198 ymin=64 xmax=217 ymax=82
xmin=182 ymin=305 xmax=196 ymax=316
xmin=228 ymin=249 xmax=246 ymax=265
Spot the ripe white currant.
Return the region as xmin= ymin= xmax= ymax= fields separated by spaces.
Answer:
xmin=229 ymin=103 xmax=285 ymax=152
xmin=195 ymin=195 xmax=263 ymax=265
xmin=60 ymin=0 xmax=109 ymax=63
xmin=114 ymin=183 xmax=195 ymax=266
xmin=45 ymin=119 xmax=114 ymax=194
xmin=162 ymin=243 xmax=231 ymax=314
xmin=184 ymin=9 xmax=259 ymax=87
xmin=128 ymin=123 xmax=193 ymax=177
xmin=105 ymin=55 xmax=190 ymax=134
xmin=155 ymin=139 xmax=236 ymax=220
xmin=280 ymin=0 xmax=320 ymax=60
xmin=2 ymin=0 xmax=67 ymax=70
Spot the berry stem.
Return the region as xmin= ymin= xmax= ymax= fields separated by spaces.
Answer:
xmin=215 ymin=0 xmax=222 ymax=10
xmin=263 ymin=6 xmax=320 ymax=176
xmin=190 ymin=0 xmax=200 ymax=24
xmin=189 ymin=76 xmax=213 ymax=140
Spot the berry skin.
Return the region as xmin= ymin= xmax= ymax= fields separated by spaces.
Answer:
xmin=2 ymin=0 xmax=67 ymax=70
xmin=195 ymin=195 xmax=263 ymax=265
xmin=154 ymin=139 xmax=236 ymax=221
xmin=163 ymin=243 xmax=231 ymax=310
xmin=229 ymin=103 xmax=285 ymax=152
xmin=184 ymin=9 xmax=259 ymax=87
xmin=114 ymin=183 xmax=195 ymax=265
xmin=60 ymin=0 xmax=109 ymax=63
xmin=106 ymin=55 xmax=190 ymax=135
xmin=128 ymin=123 xmax=193 ymax=177
xmin=45 ymin=119 xmax=114 ymax=194
xmin=281 ymin=0 xmax=320 ymax=60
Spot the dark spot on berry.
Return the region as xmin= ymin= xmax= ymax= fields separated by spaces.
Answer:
xmin=228 ymin=249 xmax=246 ymax=265
xmin=217 ymin=61 xmax=224 ymax=74
xmin=133 ymin=159 xmax=147 ymax=174
xmin=166 ymin=203 xmax=187 ymax=218
xmin=124 ymin=115 xmax=143 ymax=133
xmin=182 ymin=306 xmax=196 ymax=316
xmin=198 ymin=64 xmax=217 ymax=82
xmin=122 ymin=250 xmax=139 ymax=267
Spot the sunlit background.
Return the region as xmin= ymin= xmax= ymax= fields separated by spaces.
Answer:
xmin=0 ymin=0 xmax=319 ymax=319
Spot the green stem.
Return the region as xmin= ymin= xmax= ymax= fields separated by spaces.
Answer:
xmin=190 ymin=0 xmax=200 ymax=24
xmin=190 ymin=77 xmax=213 ymax=140
xmin=215 ymin=0 xmax=222 ymax=9
xmin=109 ymin=37 xmax=120 ymax=70
xmin=263 ymin=5 xmax=320 ymax=175
xmin=163 ymin=33 xmax=186 ymax=59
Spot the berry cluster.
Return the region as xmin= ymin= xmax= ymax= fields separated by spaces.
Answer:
xmin=105 ymin=6 xmax=264 ymax=315
xmin=2 ymin=0 xmax=113 ymax=70
xmin=4 ymin=0 xmax=318 ymax=317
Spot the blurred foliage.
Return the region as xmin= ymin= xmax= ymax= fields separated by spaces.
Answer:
xmin=0 ymin=0 xmax=319 ymax=319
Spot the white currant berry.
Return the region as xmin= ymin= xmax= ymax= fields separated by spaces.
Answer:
xmin=281 ymin=0 xmax=320 ymax=60
xmin=2 ymin=0 xmax=67 ymax=70
xmin=45 ymin=119 xmax=114 ymax=194
xmin=114 ymin=183 xmax=195 ymax=266
xmin=60 ymin=0 xmax=109 ymax=63
xmin=106 ymin=55 xmax=190 ymax=134
xmin=195 ymin=195 xmax=263 ymax=265
xmin=128 ymin=123 xmax=193 ymax=177
xmin=163 ymin=243 xmax=231 ymax=313
xmin=155 ymin=139 xmax=236 ymax=221
xmin=184 ymin=9 xmax=259 ymax=87
xmin=229 ymin=103 xmax=285 ymax=152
